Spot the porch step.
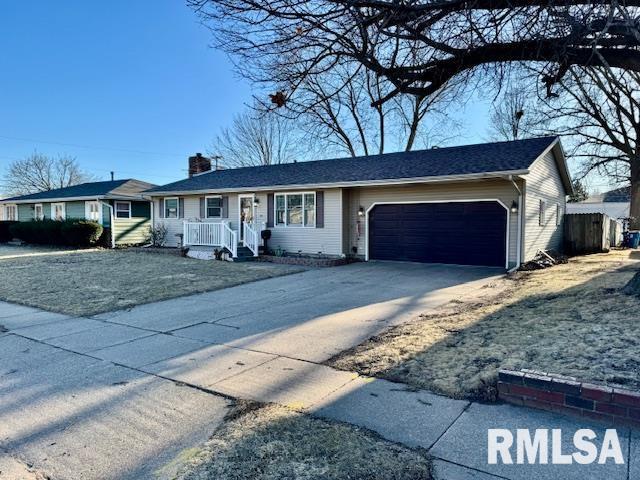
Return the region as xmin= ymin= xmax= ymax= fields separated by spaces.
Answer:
xmin=232 ymin=245 xmax=257 ymax=262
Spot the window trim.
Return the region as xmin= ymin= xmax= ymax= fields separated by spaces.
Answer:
xmin=85 ymin=201 xmax=101 ymax=223
xmin=34 ymin=203 xmax=43 ymax=220
xmin=51 ymin=202 xmax=66 ymax=221
xmin=5 ymin=204 xmax=18 ymax=221
xmin=115 ymin=201 xmax=132 ymax=219
xmin=274 ymin=191 xmax=316 ymax=228
xmin=205 ymin=195 xmax=223 ymax=219
xmin=164 ymin=197 xmax=179 ymax=219
xmin=539 ymin=200 xmax=546 ymax=226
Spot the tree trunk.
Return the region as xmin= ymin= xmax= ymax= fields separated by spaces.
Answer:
xmin=630 ymin=160 xmax=640 ymax=230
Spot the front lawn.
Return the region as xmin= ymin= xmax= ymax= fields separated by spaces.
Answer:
xmin=174 ymin=402 xmax=433 ymax=480
xmin=329 ymin=250 xmax=640 ymax=401
xmin=0 ymin=245 xmax=304 ymax=316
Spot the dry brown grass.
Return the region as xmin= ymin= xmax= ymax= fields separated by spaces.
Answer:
xmin=0 ymin=246 xmax=304 ymax=316
xmin=329 ymin=250 xmax=640 ymax=401
xmin=174 ymin=403 xmax=433 ymax=480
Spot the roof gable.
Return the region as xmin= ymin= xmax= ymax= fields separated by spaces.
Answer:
xmin=147 ymin=137 xmax=560 ymax=194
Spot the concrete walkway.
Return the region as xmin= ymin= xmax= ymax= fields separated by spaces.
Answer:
xmin=0 ymin=263 xmax=636 ymax=479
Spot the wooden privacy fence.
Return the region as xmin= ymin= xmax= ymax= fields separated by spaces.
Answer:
xmin=564 ymin=213 xmax=616 ymax=255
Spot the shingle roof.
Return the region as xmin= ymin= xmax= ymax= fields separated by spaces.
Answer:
xmin=2 ymin=179 xmax=156 ymax=202
xmin=147 ymin=136 xmax=559 ymax=193
xmin=602 ymin=186 xmax=631 ymax=203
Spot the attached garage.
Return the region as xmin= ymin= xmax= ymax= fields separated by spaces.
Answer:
xmin=367 ymin=201 xmax=508 ymax=267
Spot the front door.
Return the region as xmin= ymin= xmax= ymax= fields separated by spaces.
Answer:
xmin=239 ymin=195 xmax=254 ymax=240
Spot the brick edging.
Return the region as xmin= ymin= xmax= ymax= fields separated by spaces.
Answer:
xmin=498 ymin=369 xmax=640 ymax=428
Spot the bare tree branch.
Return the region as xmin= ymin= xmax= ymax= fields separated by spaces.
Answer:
xmin=2 ymin=153 xmax=95 ymax=197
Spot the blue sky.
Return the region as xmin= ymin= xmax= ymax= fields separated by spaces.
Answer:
xmin=0 ymin=1 xmax=254 ymax=186
xmin=0 ymin=1 xmax=507 ymax=188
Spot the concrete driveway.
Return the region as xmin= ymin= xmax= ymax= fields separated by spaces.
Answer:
xmin=0 ymin=262 xmax=502 ymax=479
xmin=93 ymin=261 xmax=502 ymax=363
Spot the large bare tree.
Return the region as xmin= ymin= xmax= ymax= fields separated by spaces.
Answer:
xmin=2 ymin=153 xmax=94 ymax=196
xmin=188 ymin=0 xmax=640 ymax=106
xmin=537 ymin=66 xmax=640 ymax=226
xmin=286 ymin=65 xmax=457 ymax=157
xmin=488 ymin=89 xmax=540 ymax=141
xmin=210 ymin=107 xmax=303 ymax=167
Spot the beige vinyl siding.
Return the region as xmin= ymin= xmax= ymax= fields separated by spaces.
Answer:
xmin=153 ymin=189 xmax=344 ymax=255
xmin=154 ymin=194 xmax=241 ymax=248
xmin=522 ymin=150 xmax=567 ymax=260
xmin=346 ymin=180 xmax=521 ymax=267
xmin=269 ymin=189 xmax=343 ymax=256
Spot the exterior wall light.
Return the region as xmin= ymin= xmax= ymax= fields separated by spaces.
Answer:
xmin=253 ymin=198 xmax=260 ymax=207
xmin=511 ymin=201 xmax=519 ymax=214
xmin=358 ymin=206 xmax=365 ymax=216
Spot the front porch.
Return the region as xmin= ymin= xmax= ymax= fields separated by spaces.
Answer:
xmin=182 ymin=221 xmax=260 ymax=259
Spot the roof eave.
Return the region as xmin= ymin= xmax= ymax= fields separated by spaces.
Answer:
xmin=143 ymin=169 xmax=531 ymax=196
xmin=1 ymin=195 xmax=108 ymax=204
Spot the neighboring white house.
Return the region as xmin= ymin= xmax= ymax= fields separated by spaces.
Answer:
xmin=566 ymin=187 xmax=630 ymax=220
xmin=144 ymin=137 xmax=572 ymax=270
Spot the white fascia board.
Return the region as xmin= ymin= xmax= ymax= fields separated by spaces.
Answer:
xmin=3 ymin=195 xmax=107 ymax=204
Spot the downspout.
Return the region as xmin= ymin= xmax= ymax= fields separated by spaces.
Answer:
xmin=100 ymin=200 xmax=115 ymax=248
xmin=143 ymin=195 xmax=154 ymax=247
xmin=507 ymin=175 xmax=523 ymax=272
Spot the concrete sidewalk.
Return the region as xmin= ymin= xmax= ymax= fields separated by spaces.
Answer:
xmin=1 ymin=302 xmax=635 ymax=480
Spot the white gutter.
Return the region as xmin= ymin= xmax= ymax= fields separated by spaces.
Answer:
xmin=99 ymin=200 xmax=115 ymax=248
xmin=0 ymin=194 xmax=148 ymax=205
xmin=508 ymin=175 xmax=523 ymax=271
xmin=145 ymin=169 xmax=531 ymax=197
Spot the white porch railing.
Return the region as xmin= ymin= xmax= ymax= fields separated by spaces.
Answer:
xmin=223 ymin=223 xmax=237 ymax=258
xmin=183 ymin=221 xmax=237 ymax=258
xmin=242 ymin=221 xmax=260 ymax=257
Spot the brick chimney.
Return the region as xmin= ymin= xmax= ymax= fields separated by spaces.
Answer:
xmin=188 ymin=153 xmax=212 ymax=177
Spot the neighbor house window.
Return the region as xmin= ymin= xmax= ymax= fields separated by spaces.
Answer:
xmin=115 ymin=201 xmax=131 ymax=219
xmin=51 ymin=203 xmax=65 ymax=221
xmin=164 ymin=197 xmax=178 ymax=218
xmin=85 ymin=201 xmax=101 ymax=222
xmin=206 ymin=196 xmax=222 ymax=218
xmin=556 ymin=204 xmax=562 ymax=226
xmin=275 ymin=192 xmax=315 ymax=227
xmin=34 ymin=204 xmax=43 ymax=220
xmin=539 ymin=200 xmax=546 ymax=226
xmin=5 ymin=205 xmax=17 ymax=221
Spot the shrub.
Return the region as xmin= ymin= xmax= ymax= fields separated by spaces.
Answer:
xmin=0 ymin=221 xmax=18 ymax=242
xmin=147 ymin=223 xmax=168 ymax=246
xmin=61 ymin=221 xmax=103 ymax=247
xmin=10 ymin=219 xmax=103 ymax=247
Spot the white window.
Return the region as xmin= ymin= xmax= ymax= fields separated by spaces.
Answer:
xmin=115 ymin=201 xmax=131 ymax=219
xmin=51 ymin=203 xmax=65 ymax=221
xmin=164 ymin=197 xmax=178 ymax=218
xmin=5 ymin=205 xmax=18 ymax=221
xmin=556 ymin=204 xmax=562 ymax=226
xmin=85 ymin=201 xmax=101 ymax=222
xmin=34 ymin=204 xmax=43 ymax=220
xmin=275 ymin=192 xmax=315 ymax=227
xmin=539 ymin=200 xmax=546 ymax=226
xmin=206 ymin=196 xmax=222 ymax=218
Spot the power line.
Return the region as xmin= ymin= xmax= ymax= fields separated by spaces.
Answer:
xmin=0 ymin=134 xmax=187 ymax=159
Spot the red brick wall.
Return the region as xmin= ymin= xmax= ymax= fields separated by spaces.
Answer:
xmin=498 ymin=369 xmax=640 ymax=428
